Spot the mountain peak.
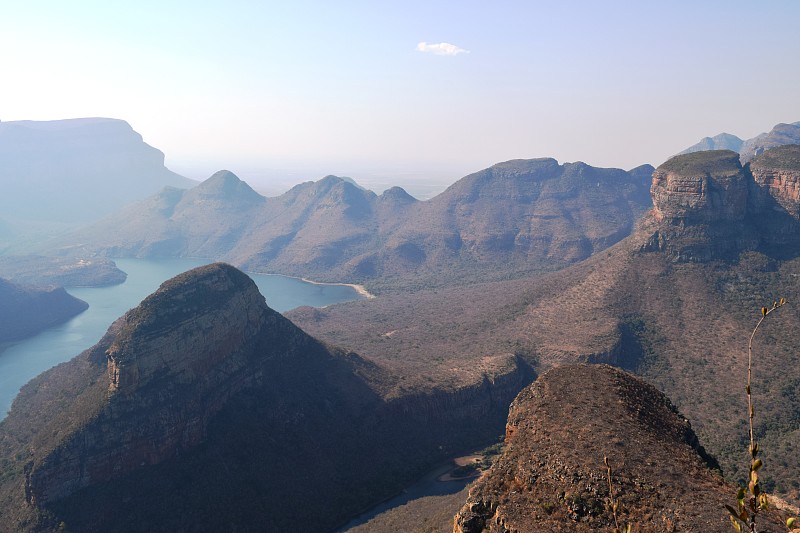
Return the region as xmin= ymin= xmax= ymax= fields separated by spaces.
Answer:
xmin=678 ymin=132 xmax=744 ymax=155
xmin=194 ymin=170 xmax=264 ymax=203
xmin=379 ymin=186 xmax=417 ymax=204
xmin=107 ymin=263 xmax=268 ymax=391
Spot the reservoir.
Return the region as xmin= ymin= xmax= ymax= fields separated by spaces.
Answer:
xmin=0 ymin=258 xmax=366 ymax=417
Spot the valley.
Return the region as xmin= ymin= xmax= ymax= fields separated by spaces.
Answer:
xmin=1 ymin=117 xmax=800 ymax=532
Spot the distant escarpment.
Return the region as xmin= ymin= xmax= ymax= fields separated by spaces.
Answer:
xmin=453 ymin=365 xmax=787 ymax=532
xmin=641 ymin=146 xmax=800 ymax=262
xmin=0 ymin=118 xmax=195 ymax=224
xmin=0 ymin=278 xmax=87 ymax=343
xmin=50 ymin=158 xmax=653 ymax=291
xmin=0 ymin=264 xmax=530 ymax=532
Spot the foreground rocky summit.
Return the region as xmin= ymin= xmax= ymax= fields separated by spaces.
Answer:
xmin=0 ymin=263 xmax=527 ymax=532
xmin=453 ymin=365 xmax=787 ymax=532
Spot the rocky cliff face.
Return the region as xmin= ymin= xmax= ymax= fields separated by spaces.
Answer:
xmin=645 ymin=150 xmax=757 ymax=262
xmin=452 ymin=365 xmax=787 ymax=533
xmin=748 ymin=144 xmax=800 ymax=216
xmin=642 ymin=147 xmax=800 ymax=262
xmin=0 ymin=277 xmax=88 ymax=342
xmin=651 ymin=150 xmax=747 ymax=225
xmin=0 ymin=263 xmax=532 ymax=532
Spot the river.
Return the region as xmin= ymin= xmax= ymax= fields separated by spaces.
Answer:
xmin=0 ymin=258 xmax=365 ymax=417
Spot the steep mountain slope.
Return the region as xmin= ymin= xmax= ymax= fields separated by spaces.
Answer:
xmin=0 ymin=264 xmax=529 ymax=532
xmin=290 ymin=146 xmax=800 ymax=505
xmin=0 ymin=278 xmax=88 ymax=343
xmin=0 ymin=118 xmax=195 ymax=224
xmin=356 ymin=159 xmax=654 ymax=286
xmin=453 ymin=365 xmax=787 ymax=532
xmin=52 ymin=159 xmax=653 ymax=291
xmin=66 ymin=170 xmax=267 ymax=258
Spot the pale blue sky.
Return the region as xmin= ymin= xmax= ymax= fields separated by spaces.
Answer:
xmin=2 ymin=1 xmax=799 ymax=193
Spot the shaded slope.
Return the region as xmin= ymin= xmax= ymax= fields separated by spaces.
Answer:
xmin=0 ymin=264 xmax=529 ymax=532
xmin=453 ymin=365 xmax=787 ymax=532
xmin=0 ymin=278 xmax=88 ymax=342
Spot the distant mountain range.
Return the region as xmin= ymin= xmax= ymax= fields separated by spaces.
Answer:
xmin=50 ymin=160 xmax=654 ymax=290
xmin=0 ymin=118 xmax=195 ymax=224
xmin=679 ymin=120 xmax=800 ymax=162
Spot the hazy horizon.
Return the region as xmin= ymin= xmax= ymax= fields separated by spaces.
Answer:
xmin=2 ymin=1 xmax=799 ymax=195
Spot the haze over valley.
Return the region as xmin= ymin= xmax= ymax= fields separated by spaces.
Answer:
xmin=2 ymin=2 xmax=800 ymax=532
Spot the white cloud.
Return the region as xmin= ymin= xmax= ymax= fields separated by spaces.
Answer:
xmin=416 ymin=42 xmax=469 ymax=56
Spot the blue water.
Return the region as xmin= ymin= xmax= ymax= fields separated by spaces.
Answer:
xmin=0 ymin=258 xmax=365 ymax=418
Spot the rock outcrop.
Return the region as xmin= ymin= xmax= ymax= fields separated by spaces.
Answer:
xmin=645 ymin=150 xmax=758 ymax=262
xmin=453 ymin=365 xmax=787 ymax=533
xmin=748 ymin=144 xmax=800 ymax=217
xmin=651 ymin=150 xmax=748 ymax=225
xmin=0 ymin=277 xmax=88 ymax=342
xmin=0 ymin=263 xmax=532 ymax=532
xmin=642 ymin=147 xmax=800 ymax=262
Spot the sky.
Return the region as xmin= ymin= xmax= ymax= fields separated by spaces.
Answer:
xmin=1 ymin=1 xmax=799 ymax=196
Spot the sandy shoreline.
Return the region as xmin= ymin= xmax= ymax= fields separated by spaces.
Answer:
xmin=245 ymin=270 xmax=375 ymax=300
xmin=436 ymin=454 xmax=485 ymax=482
xmin=299 ymin=277 xmax=375 ymax=300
